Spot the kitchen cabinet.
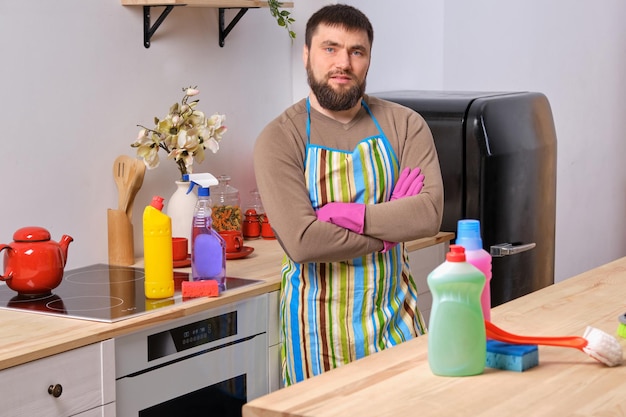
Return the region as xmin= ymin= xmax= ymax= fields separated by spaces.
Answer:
xmin=0 ymin=340 xmax=115 ymax=417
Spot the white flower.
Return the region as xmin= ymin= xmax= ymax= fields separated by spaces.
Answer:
xmin=131 ymin=86 xmax=227 ymax=179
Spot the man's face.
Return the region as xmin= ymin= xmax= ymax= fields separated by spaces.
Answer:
xmin=304 ymin=23 xmax=371 ymax=111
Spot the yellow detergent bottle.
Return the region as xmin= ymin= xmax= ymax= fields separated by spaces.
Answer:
xmin=143 ymin=195 xmax=174 ymax=299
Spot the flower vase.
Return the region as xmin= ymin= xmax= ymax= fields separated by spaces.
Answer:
xmin=166 ymin=180 xmax=198 ymax=253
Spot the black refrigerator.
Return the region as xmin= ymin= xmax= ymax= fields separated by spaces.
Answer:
xmin=374 ymin=91 xmax=557 ymax=307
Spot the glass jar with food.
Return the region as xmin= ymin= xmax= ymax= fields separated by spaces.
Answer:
xmin=210 ymin=175 xmax=242 ymax=235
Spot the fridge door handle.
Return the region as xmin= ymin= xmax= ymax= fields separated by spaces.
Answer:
xmin=490 ymin=242 xmax=536 ymax=257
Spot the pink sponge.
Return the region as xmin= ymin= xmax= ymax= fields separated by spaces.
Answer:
xmin=182 ymin=280 xmax=220 ymax=298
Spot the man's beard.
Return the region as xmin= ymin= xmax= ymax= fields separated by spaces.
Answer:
xmin=307 ymin=65 xmax=366 ymax=112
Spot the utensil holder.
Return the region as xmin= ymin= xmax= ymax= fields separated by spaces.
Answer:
xmin=107 ymin=208 xmax=135 ymax=266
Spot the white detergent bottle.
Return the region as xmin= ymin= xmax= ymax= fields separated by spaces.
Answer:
xmin=456 ymin=219 xmax=493 ymax=321
xmin=187 ymin=173 xmax=226 ymax=290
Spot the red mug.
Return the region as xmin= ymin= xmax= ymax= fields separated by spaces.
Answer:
xmin=172 ymin=237 xmax=188 ymax=261
xmin=219 ymin=231 xmax=243 ymax=253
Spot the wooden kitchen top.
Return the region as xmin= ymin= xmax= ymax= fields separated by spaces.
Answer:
xmin=0 ymin=238 xmax=283 ymax=371
xmin=243 ymin=256 xmax=626 ymax=417
xmin=0 ymin=232 xmax=453 ymax=371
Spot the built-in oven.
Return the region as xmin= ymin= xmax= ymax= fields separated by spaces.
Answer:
xmin=115 ymin=294 xmax=269 ymax=416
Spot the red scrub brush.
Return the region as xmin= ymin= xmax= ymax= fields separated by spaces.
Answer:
xmin=485 ymin=320 xmax=623 ymax=367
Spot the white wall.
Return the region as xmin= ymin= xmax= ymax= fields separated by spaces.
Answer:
xmin=348 ymin=0 xmax=626 ymax=282
xmin=290 ymin=1 xmax=445 ymax=98
xmin=441 ymin=0 xmax=626 ymax=282
xmin=1 ymin=1 xmax=625 ymax=283
xmin=0 ymin=1 xmax=293 ymax=268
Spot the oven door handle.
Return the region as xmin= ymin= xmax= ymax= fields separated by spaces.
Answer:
xmin=490 ymin=242 xmax=536 ymax=257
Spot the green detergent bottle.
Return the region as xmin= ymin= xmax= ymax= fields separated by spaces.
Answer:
xmin=427 ymin=244 xmax=486 ymax=376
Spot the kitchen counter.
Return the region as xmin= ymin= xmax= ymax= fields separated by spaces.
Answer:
xmin=0 ymin=232 xmax=453 ymax=371
xmin=243 ymin=256 xmax=626 ymax=417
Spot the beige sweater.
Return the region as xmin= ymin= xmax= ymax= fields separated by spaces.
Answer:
xmin=253 ymin=95 xmax=444 ymax=264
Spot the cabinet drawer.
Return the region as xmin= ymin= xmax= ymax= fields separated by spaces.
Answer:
xmin=0 ymin=340 xmax=115 ymax=417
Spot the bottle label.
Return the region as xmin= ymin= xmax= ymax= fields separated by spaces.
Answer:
xmin=193 ymin=234 xmax=223 ymax=278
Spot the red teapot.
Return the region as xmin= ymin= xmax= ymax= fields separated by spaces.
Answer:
xmin=0 ymin=227 xmax=73 ymax=296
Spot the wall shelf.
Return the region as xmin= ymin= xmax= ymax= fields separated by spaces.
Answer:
xmin=121 ymin=1 xmax=294 ymax=48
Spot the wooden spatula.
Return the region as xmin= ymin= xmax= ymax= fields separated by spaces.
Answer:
xmin=113 ymin=155 xmax=135 ymax=212
xmin=124 ymin=159 xmax=146 ymax=220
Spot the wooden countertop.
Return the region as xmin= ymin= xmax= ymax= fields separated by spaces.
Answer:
xmin=0 ymin=232 xmax=453 ymax=371
xmin=243 ymin=256 xmax=626 ymax=417
xmin=0 ymin=238 xmax=283 ymax=371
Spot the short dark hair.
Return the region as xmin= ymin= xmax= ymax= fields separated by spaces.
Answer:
xmin=305 ymin=4 xmax=374 ymax=49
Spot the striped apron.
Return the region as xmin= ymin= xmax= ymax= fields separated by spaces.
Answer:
xmin=280 ymin=99 xmax=426 ymax=385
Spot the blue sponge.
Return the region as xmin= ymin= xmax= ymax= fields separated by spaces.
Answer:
xmin=486 ymin=340 xmax=539 ymax=372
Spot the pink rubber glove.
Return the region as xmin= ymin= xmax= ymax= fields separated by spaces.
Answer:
xmin=382 ymin=167 xmax=425 ymax=252
xmin=316 ymin=202 xmax=365 ymax=234
xmin=391 ymin=167 xmax=424 ymax=200
xmin=381 ymin=240 xmax=398 ymax=253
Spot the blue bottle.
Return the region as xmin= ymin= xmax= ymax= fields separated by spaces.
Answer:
xmin=456 ymin=219 xmax=493 ymax=321
xmin=187 ymin=173 xmax=226 ymax=289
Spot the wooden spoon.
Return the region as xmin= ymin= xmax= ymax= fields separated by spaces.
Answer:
xmin=113 ymin=155 xmax=135 ymax=211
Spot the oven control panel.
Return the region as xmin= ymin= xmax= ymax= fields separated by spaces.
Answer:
xmin=148 ymin=311 xmax=237 ymax=360
xmin=115 ymin=293 xmax=268 ymax=377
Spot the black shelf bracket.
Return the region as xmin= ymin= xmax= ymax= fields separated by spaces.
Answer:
xmin=218 ymin=7 xmax=251 ymax=47
xmin=143 ymin=5 xmax=176 ymax=49
xmin=141 ymin=5 xmax=259 ymax=48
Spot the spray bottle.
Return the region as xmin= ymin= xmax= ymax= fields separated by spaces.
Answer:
xmin=456 ymin=219 xmax=493 ymax=321
xmin=427 ymin=244 xmax=486 ymax=376
xmin=187 ymin=173 xmax=226 ymax=289
xmin=143 ymin=195 xmax=174 ymax=299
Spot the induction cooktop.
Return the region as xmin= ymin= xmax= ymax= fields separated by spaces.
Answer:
xmin=0 ymin=264 xmax=261 ymax=323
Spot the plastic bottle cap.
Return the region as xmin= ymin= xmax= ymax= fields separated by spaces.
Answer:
xmin=150 ymin=195 xmax=164 ymax=211
xmin=198 ymin=187 xmax=210 ymax=197
xmin=456 ymin=219 xmax=483 ymax=250
xmin=187 ymin=173 xmax=218 ymax=195
xmin=446 ymin=244 xmax=466 ymax=262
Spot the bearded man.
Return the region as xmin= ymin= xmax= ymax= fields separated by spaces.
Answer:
xmin=253 ymin=4 xmax=444 ymax=386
